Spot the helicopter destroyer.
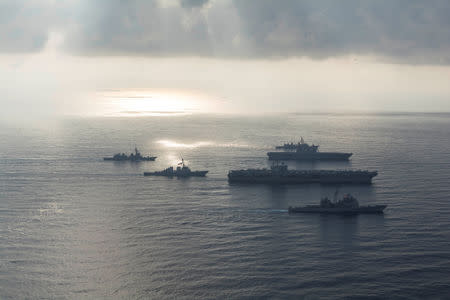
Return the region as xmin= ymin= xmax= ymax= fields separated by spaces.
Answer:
xmin=268 ymin=138 xmax=352 ymax=161
xmin=228 ymin=164 xmax=377 ymax=184
xmin=288 ymin=193 xmax=386 ymax=214
xmin=104 ymin=147 xmax=157 ymax=162
xmin=144 ymin=159 xmax=208 ymax=178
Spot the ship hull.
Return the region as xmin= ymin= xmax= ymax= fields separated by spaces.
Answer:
xmin=104 ymin=157 xmax=157 ymax=161
xmin=288 ymin=205 xmax=386 ymax=214
xmin=228 ymin=173 xmax=376 ymax=184
xmin=267 ymin=152 xmax=352 ymax=161
xmin=143 ymin=171 xmax=208 ymax=177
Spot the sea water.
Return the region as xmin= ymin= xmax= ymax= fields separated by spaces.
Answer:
xmin=1 ymin=113 xmax=449 ymax=299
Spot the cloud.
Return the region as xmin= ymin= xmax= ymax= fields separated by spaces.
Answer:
xmin=231 ymin=0 xmax=450 ymax=63
xmin=63 ymin=0 xmax=213 ymax=56
xmin=180 ymin=0 xmax=209 ymax=8
xmin=0 ymin=0 xmax=75 ymax=53
xmin=1 ymin=0 xmax=450 ymax=64
xmin=0 ymin=0 xmax=50 ymax=52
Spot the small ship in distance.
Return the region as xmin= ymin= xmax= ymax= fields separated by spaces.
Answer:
xmin=144 ymin=159 xmax=208 ymax=177
xmin=268 ymin=137 xmax=352 ymax=161
xmin=228 ymin=163 xmax=377 ymax=184
xmin=104 ymin=147 xmax=157 ymax=161
xmin=288 ymin=192 xmax=386 ymax=214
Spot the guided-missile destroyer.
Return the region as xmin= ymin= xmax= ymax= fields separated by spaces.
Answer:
xmin=268 ymin=138 xmax=352 ymax=161
xmin=228 ymin=164 xmax=377 ymax=184
xmin=288 ymin=193 xmax=386 ymax=214
xmin=144 ymin=159 xmax=208 ymax=178
xmin=104 ymin=147 xmax=157 ymax=162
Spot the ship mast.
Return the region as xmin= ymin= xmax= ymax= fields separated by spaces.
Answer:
xmin=333 ymin=188 xmax=339 ymax=203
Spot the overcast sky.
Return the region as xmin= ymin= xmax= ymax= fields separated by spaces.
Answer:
xmin=1 ymin=0 xmax=450 ymax=119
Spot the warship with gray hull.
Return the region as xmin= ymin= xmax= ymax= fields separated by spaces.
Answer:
xmin=228 ymin=164 xmax=377 ymax=184
xmin=104 ymin=147 xmax=157 ymax=162
xmin=268 ymin=138 xmax=352 ymax=161
xmin=144 ymin=159 xmax=208 ymax=178
xmin=288 ymin=193 xmax=386 ymax=214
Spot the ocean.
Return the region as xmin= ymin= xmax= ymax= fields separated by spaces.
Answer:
xmin=1 ymin=113 xmax=449 ymax=299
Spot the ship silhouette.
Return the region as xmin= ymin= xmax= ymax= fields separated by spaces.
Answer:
xmin=144 ymin=159 xmax=208 ymax=177
xmin=103 ymin=146 xmax=157 ymax=162
xmin=289 ymin=191 xmax=386 ymax=214
xmin=268 ymin=137 xmax=352 ymax=161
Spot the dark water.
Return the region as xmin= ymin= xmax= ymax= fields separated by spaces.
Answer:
xmin=1 ymin=113 xmax=450 ymax=299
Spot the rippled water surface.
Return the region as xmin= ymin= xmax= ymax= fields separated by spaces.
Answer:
xmin=1 ymin=113 xmax=450 ymax=299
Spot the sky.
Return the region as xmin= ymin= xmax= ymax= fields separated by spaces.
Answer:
xmin=1 ymin=0 xmax=450 ymax=120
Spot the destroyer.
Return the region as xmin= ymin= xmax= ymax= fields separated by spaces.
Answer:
xmin=228 ymin=164 xmax=377 ymax=184
xmin=103 ymin=147 xmax=157 ymax=162
xmin=144 ymin=159 xmax=208 ymax=177
xmin=288 ymin=193 xmax=386 ymax=214
xmin=268 ymin=138 xmax=352 ymax=161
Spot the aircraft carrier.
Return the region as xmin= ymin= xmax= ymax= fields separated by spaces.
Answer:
xmin=228 ymin=164 xmax=377 ymax=184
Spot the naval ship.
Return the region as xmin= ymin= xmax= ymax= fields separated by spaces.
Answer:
xmin=103 ymin=147 xmax=157 ymax=162
xmin=228 ymin=164 xmax=377 ymax=184
xmin=288 ymin=193 xmax=386 ymax=214
xmin=144 ymin=159 xmax=208 ymax=178
xmin=268 ymin=138 xmax=352 ymax=161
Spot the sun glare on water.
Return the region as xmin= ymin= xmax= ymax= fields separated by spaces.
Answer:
xmin=99 ymin=89 xmax=213 ymax=117
xmin=157 ymin=140 xmax=214 ymax=148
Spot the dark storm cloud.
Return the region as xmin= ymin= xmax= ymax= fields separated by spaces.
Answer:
xmin=1 ymin=0 xmax=450 ymax=63
xmin=231 ymin=0 xmax=450 ymax=63
xmin=64 ymin=0 xmax=213 ymax=56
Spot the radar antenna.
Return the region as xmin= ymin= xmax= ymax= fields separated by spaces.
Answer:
xmin=178 ymin=156 xmax=185 ymax=167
